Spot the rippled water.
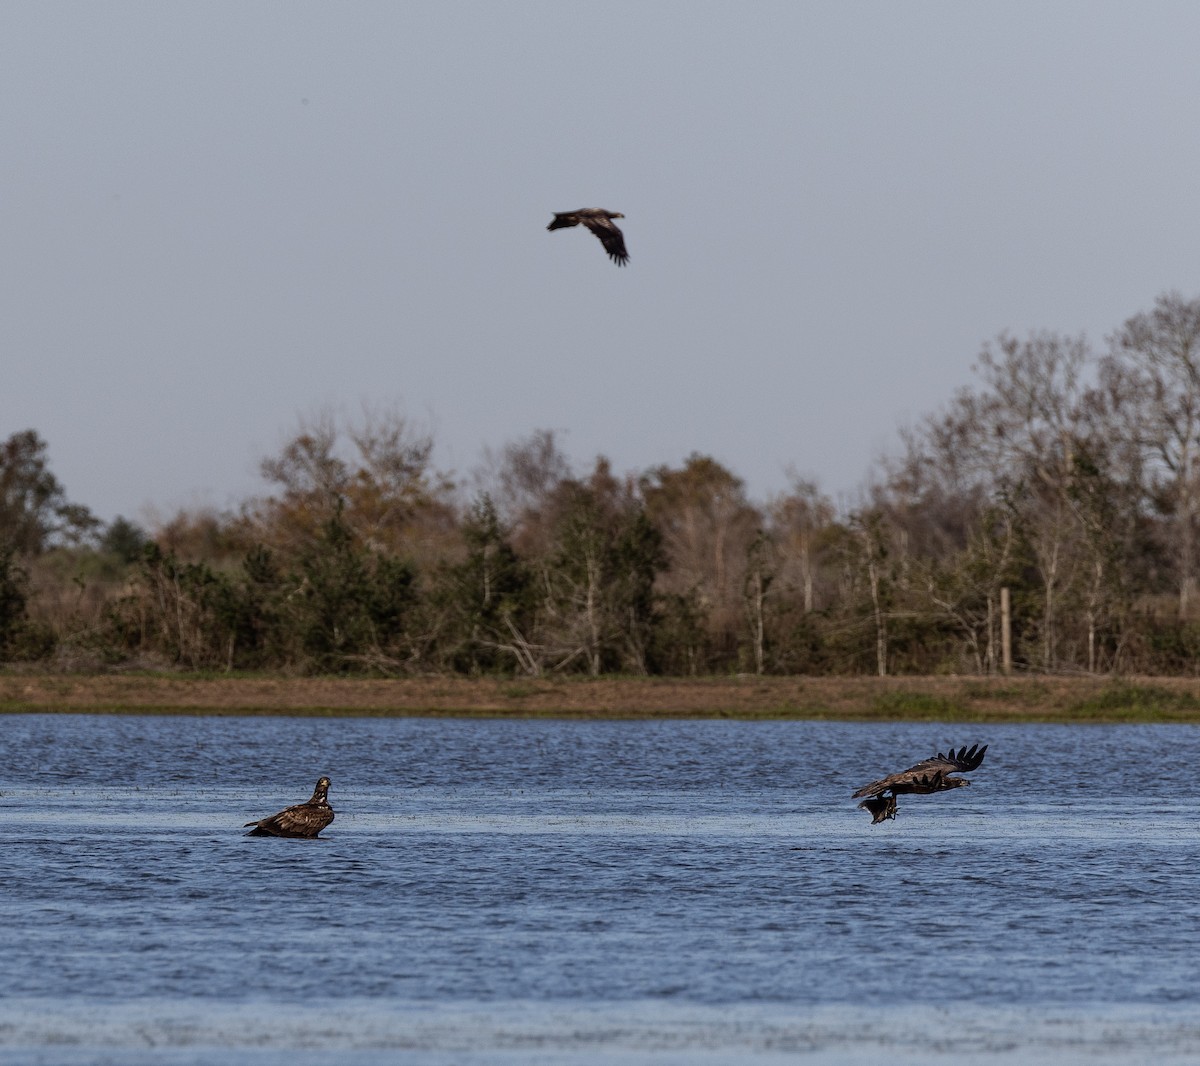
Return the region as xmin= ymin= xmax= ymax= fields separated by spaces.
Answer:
xmin=3 ymin=714 xmax=1200 ymax=1064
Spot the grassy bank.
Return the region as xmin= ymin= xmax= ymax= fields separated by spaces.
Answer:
xmin=5 ymin=673 xmax=1200 ymax=721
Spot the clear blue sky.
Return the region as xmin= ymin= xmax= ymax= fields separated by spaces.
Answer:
xmin=4 ymin=2 xmax=1199 ymax=523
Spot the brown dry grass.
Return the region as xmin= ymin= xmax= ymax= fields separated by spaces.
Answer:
xmin=5 ymin=672 xmax=1200 ymax=720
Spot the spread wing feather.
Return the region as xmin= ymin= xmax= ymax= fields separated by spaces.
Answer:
xmin=582 ymin=217 xmax=629 ymax=265
xmin=852 ymin=744 xmax=987 ymax=798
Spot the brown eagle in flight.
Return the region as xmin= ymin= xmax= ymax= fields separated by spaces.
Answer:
xmin=547 ymin=208 xmax=629 ymax=266
xmin=244 ymin=776 xmax=335 ymax=838
xmin=852 ymin=744 xmax=987 ymax=824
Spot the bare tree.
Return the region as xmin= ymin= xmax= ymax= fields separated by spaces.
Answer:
xmin=920 ymin=506 xmax=1017 ymax=674
xmin=742 ymin=531 xmax=774 ymax=674
xmin=852 ymin=512 xmax=890 ymax=676
xmin=769 ymin=477 xmax=835 ymax=615
xmin=475 ymin=429 xmax=574 ymax=555
xmin=949 ymin=333 xmax=1095 ymax=668
xmin=641 ymin=454 xmax=761 ymax=665
xmin=251 ymin=406 xmax=452 ymax=561
xmin=1106 ymin=292 xmax=1200 ymax=618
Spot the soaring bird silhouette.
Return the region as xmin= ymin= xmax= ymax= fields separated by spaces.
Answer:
xmin=852 ymin=744 xmax=987 ymax=824
xmin=244 ymin=776 xmax=334 ymax=838
xmin=547 ymin=208 xmax=629 ymax=266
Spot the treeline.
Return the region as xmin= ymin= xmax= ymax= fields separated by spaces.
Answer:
xmin=6 ymin=291 xmax=1200 ymax=677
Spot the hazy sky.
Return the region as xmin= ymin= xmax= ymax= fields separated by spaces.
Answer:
xmin=5 ymin=2 xmax=1200 ymax=524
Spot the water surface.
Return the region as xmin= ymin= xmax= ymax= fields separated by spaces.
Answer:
xmin=2 ymin=715 xmax=1198 ymax=1063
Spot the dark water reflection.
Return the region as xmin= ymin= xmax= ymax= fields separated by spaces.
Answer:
xmin=3 ymin=715 xmax=1200 ymax=1064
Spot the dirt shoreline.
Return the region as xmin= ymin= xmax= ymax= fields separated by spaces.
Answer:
xmin=4 ymin=673 xmax=1200 ymax=720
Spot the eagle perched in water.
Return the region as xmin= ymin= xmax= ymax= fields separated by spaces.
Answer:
xmin=244 ymin=776 xmax=335 ymax=838
xmin=852 ymin=744 xmax=987 ymax=824
xmin=547 ymin=208 xmax=629 ymax=266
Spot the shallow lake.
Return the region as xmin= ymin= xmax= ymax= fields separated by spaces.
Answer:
xmin=2 ymin=714 xmax=1199 ymax=1064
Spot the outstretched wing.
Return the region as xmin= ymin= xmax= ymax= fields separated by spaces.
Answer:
xmin=852 ymin=743 xmax=987 ymax=798
xmin=582 ymin=216 xmax=629 ymax=265
xmin=905 ymin=743 xmax=987 ymax=777
xmin=547 ymin=211 xmax=581 ymax=231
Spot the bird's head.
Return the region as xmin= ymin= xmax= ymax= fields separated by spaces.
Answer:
xmin=611 ymin=212 xmax=625 ymax=219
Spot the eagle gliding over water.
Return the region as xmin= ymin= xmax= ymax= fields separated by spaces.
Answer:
xmin=852 ymin=744 xmax=987 ymax=824
xmin=547 ymin=208 xmax=629 ymax=266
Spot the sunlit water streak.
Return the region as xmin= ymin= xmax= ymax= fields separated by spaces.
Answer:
xmin=2 ymin=714 xmax=1199 ymax=1064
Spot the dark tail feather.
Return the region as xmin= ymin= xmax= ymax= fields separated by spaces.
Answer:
xmin=547 ymin=215 xmax=577 ymax=231
xmin=858 ymin=795 xmax=897 ymax=824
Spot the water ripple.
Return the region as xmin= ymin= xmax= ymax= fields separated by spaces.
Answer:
xmin=2 ymin=715 xmax=1199 ymax=1064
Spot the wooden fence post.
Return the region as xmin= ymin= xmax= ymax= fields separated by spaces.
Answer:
xmin=1000 ymin=586 xmax=1012 ymax=676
